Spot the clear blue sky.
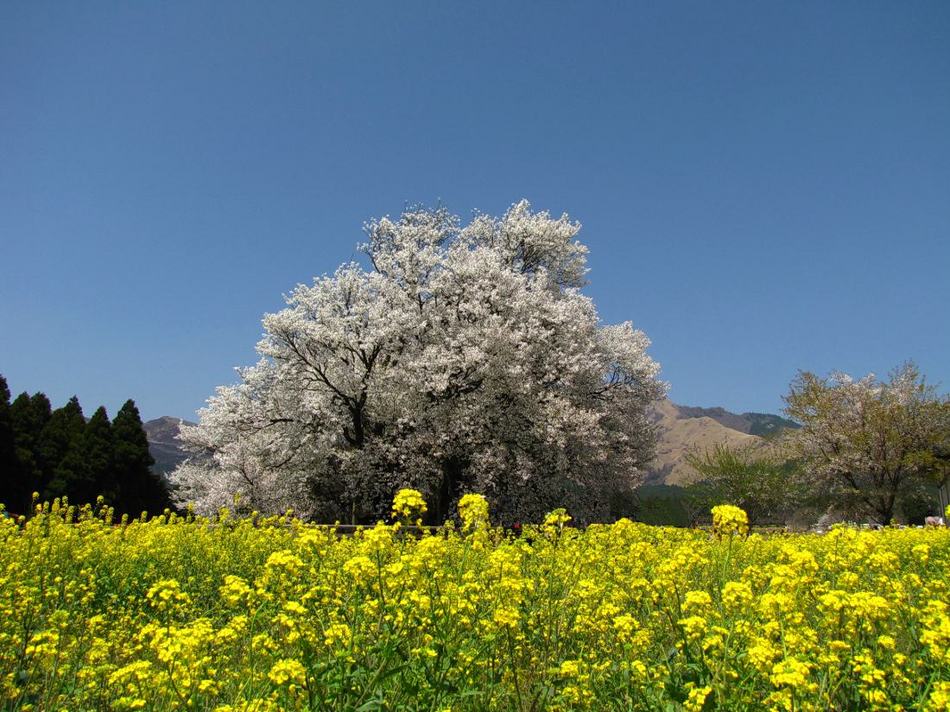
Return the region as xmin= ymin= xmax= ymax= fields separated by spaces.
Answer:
xmin=2 ymin=2 xmax=948 ymax=422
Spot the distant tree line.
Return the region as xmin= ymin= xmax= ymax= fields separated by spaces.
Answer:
xmin=0 ymin=374 xmax=171 ymax=516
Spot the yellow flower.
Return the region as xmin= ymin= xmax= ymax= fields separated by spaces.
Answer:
xmin=678 ymin=615 xmax=707 ymax=642
xmin=145 ymin=578 xmax=190 ymax=612
xmin=711 ymin=504 xmax=749 ymax=538
xmin=219 ymin=575 xmax=252 ymax=607
xmin=392 ymin=488 xmax=427 ymax=521
xmin=612 ymin=614 xmax=638 ymax=642
xmin=543 ymin=508 xmax=572 ymax=529
xmin=683 ymin=590 xmax=712 ymax=613
xmin=722 ymin=581 xmax=753 ymax=611
xmin=927 ymin=681 xmax=950 ymax=711
xmin=770 ymin=657 xmax=814 ymax=691
xmin=747 ymin=639 xmax=779 ymax=673
xmin=558 ymin=659 xmax=582 ymax=678
xmin=493 ymin=607 xmax=520 ymax=628
xmin=268 ymin=658 xmax=307 ymax=687
xmin=343 ymin=554 xmax=376 ymax=580
xmin=684 ymin=685 xmax=712 ymax=712
xmin=458 ymin=493 xmax=490 ymax=530
xmin=323 ymin=623 xmax=352 ymax=648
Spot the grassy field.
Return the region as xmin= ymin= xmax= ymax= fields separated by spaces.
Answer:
xmin=1 ymin=495 xmax=949 ymax=711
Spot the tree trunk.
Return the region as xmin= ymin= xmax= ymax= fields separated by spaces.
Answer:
xmin=873 ymin=490 xmax=896 ymax=525
xmin=937 ymin=478 xmax=950 ymax=514
xmin=431 ymin=456 xmax=466 ymax=525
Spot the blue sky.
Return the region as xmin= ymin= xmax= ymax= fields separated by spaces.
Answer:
xmin=2 ymin=1 xmax=948 ymax=421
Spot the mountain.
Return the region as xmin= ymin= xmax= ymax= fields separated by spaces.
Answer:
xmin=643 ymin=400 xmax=798 ymax=486
xmin=143 ymin=416 xmax=194 ymax=476
xmin=143 ymin=401 xmax=799 ymax=485
xmin=672 ymin=405 xmax=799 ymax=437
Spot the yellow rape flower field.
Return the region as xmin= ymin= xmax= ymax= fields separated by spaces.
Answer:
xmin=2 ymin=494 xmax=949 ymax=711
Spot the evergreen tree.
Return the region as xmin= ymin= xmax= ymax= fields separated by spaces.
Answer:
xmin=9 ymin=392 xmax=52 ymax=512
xmin=0 ymin=376 xmax=24 ymax=513
xmin=113 ymin=400 xmax=169 ymax=516
xmin=84 ymin=406 xmax=118 ymax=505
xmin=40 ymin=396 xmax=88 ymax=502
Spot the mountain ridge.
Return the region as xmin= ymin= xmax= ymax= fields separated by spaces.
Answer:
xmin=670 ymin=404 xmax=799 ymax=437
xmin=144 ymin=416 xmax=195 ymax=476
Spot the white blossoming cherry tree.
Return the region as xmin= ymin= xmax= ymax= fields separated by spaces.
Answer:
xmin=171 ymin=201 xmax=665 ymax=524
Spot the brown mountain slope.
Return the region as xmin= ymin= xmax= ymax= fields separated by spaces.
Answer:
xmin=645 ymin=399 xmax=763 ymax=486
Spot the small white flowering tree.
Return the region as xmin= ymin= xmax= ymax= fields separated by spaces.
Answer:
xmin=784 ymin=362 xmax=949 ymax=524
xmin=171 ymin=201 xmax=665 ymax=524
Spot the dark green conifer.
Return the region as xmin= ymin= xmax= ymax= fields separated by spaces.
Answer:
xmin=40 ymin=396 xmax=88 ymax=502
xmin=9 ymin=392 xmax=52 ymax=512
xmin=113 ymin=399 xmax=169 ymax=516
xmin=84 ymin=406 xmax=117 ymax=505
xmin=0 ymin=376 xmax=24 ymax=513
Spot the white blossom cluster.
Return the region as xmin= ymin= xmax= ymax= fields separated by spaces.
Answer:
xmin=170 ymin=201 xmax=666 ymax=523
